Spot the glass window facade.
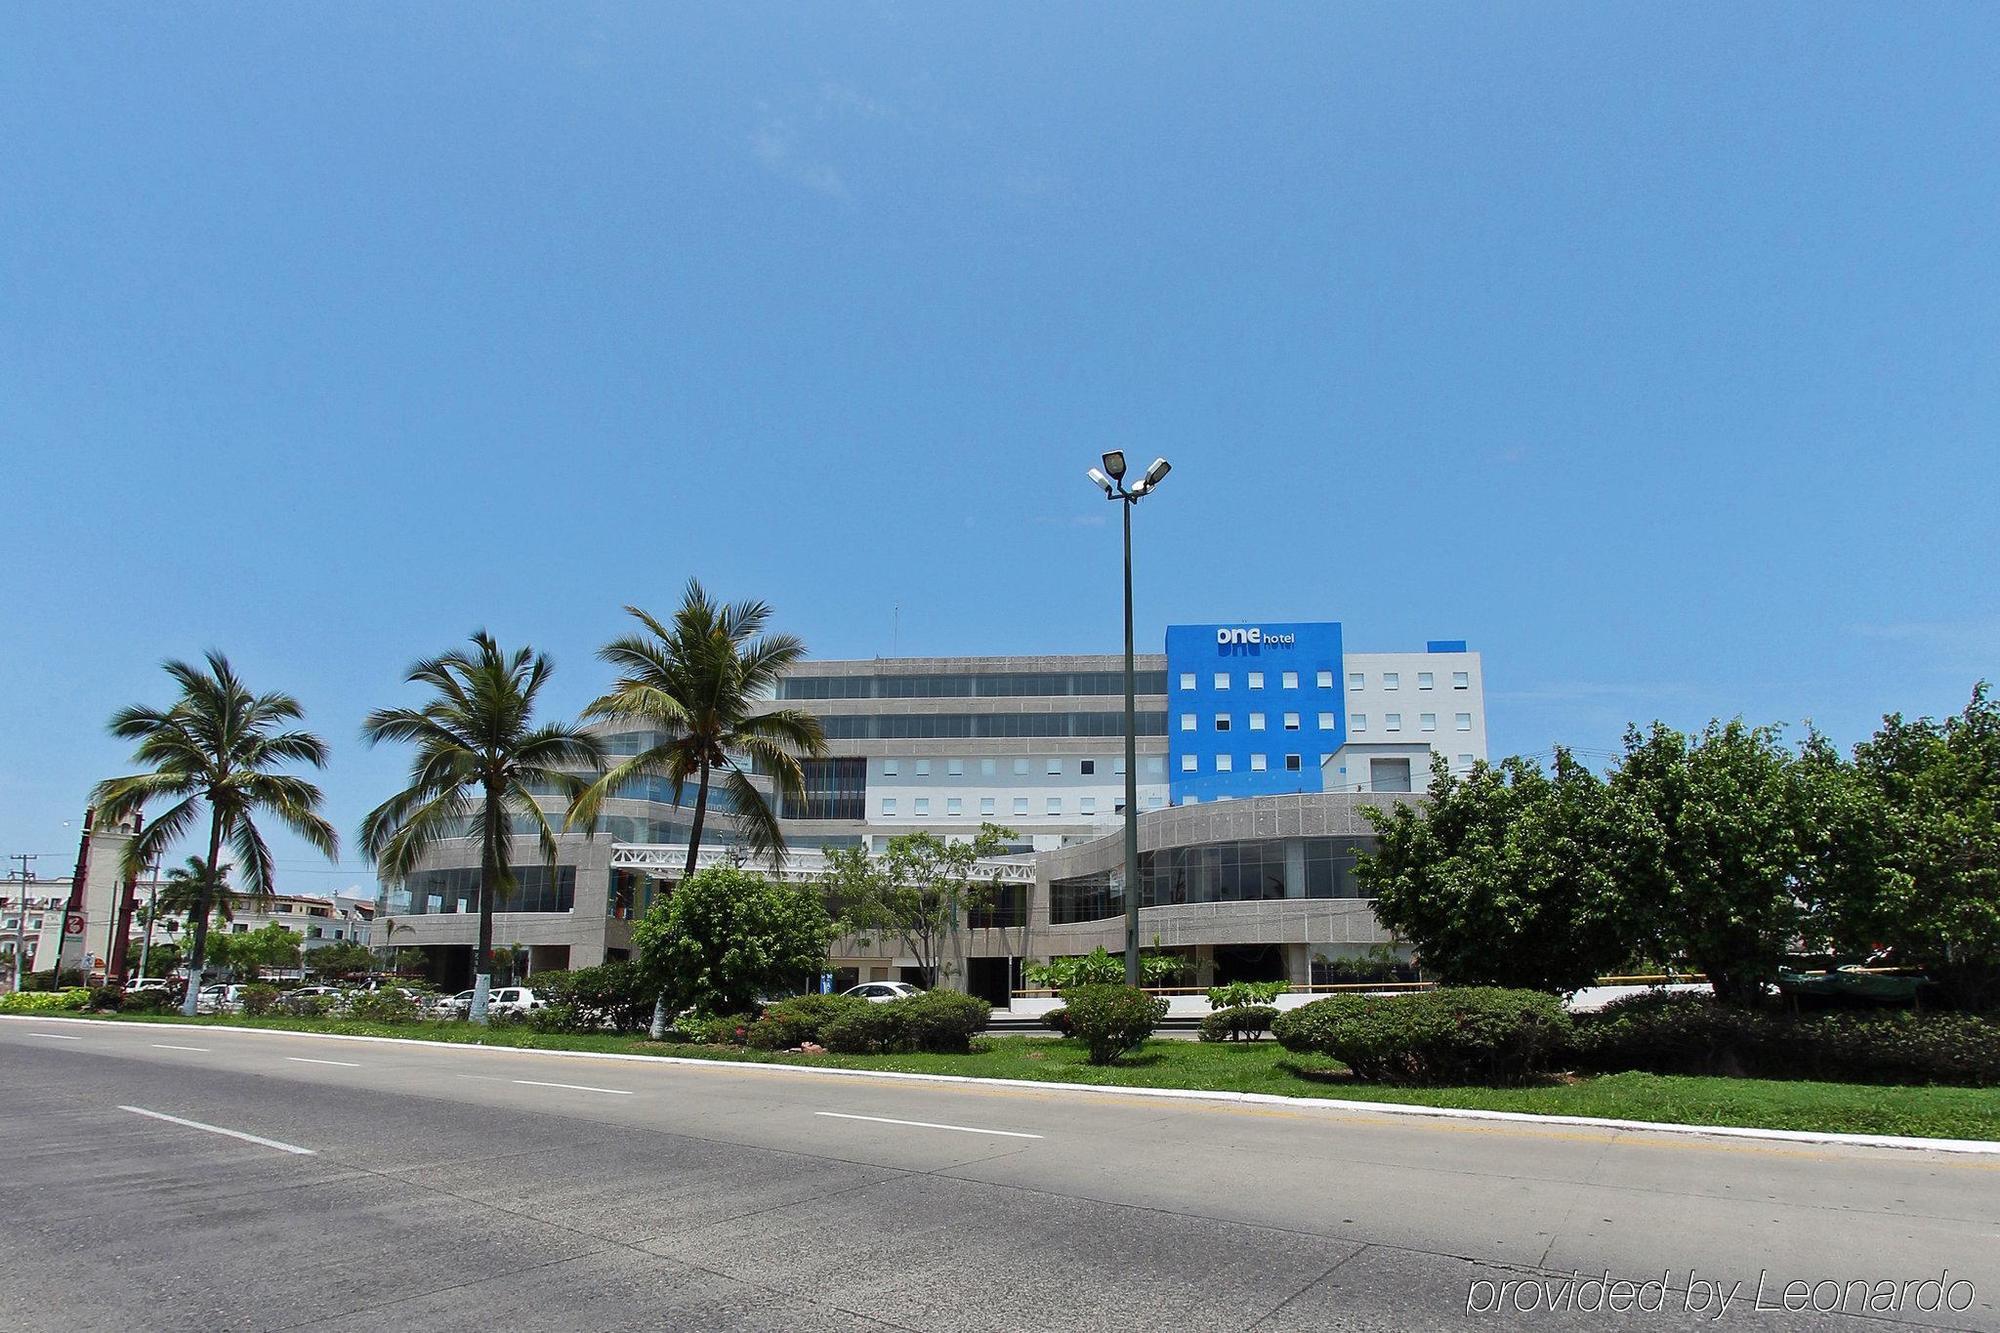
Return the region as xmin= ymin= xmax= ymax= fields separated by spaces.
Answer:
xmin=1049 ymin=837 xmax=1372 ymax=923
xmin=778 ymin=670 xmax=1169 ymax=700
xmin=817 ymin=711 xmax=1167 ymax=739
xmin=387 ymin=865 xmax=577 ymax=916
xmin=782 ymin=758 xmax=868 ymax=821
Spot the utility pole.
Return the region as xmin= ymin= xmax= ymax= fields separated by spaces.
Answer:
xmin=8 ymin=854 xmax=40 ymax=992
xmin=136 ymin=855 xmax=163 ymax=981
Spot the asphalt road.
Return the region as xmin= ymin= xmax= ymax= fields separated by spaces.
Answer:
xmin=3 ymin=1017 xmax=1996 ymax=1332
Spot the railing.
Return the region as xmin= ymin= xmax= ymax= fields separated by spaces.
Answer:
xmin=609 ymin=842 xmax=1038 ymax=884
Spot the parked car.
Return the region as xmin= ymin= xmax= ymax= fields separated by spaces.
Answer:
xmin=279 ymin=985 xmax=344 ymax=1014
xmin=436 ymin=989 xmax=478 ymax=1019
xmin=195 ymin=984 xmax=249 ymax=1014
xmin=486 ymin=986 xmax=546 ymax=1017
xmin=126 ymin=977 xmax=175 ymax=994
xmin=841 ymin=981 xmax=923 ymax=1003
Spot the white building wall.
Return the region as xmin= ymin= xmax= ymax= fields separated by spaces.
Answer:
xmin=1328 ymin=650 xmax=1488 ymax=793
xmin=863 ymin=752 xmax=1169 ymax=850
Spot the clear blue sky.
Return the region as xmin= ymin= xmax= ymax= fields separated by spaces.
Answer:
xmin=3 ymin=4 xmax=1995 ymax=892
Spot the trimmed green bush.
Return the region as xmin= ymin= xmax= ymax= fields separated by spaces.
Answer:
xmin=1040 ymin=1006 xmax=1073 ymax=1036
xmin=238 ymin=984 xmax=282 ymax=1017
xmin=680 ymin=1011 xmax=757 ymax=1045
xmin=748 ymin=994 xmax=872 ymax=1050
xmin=533 ymin=962 xmax=654 ymax=1033
xmin=1205 ymin=981 xmax=1288 ymax=1009
xmin=1274 ymin=987 xmax=1573 ymax=1084
xmin=1574 ymin=992 xmax=2000 ymax=1086
xmin=0 ymin=988 xmax=90 ymax=1014
xmin=1199 ymin=1004 xmax=1278 ymax=1043
xmin=1061 ymin=984 xmax=1169 ymax=1064
xmin=818 ymin=991 xmax=993 ymax=1055
xmin=347 ymin=989 xmax=420 ymax=1024
xmin=119 ymin=989 xmax=175 ymax=1014
xmin=87 ymin=984 xmax=126 ymax=1011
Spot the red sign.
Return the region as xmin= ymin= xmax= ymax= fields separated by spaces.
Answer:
xmin=63 ymin=912 xmax=87 ymax=937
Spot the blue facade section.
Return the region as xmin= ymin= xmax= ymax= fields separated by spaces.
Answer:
xmin=1166 ymin=622 xmax=1346 ymax=803
xmin=1425 ymin=639 xmax=1468 ymax=654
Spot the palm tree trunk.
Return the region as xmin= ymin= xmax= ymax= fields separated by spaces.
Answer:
xmin=469 ymin=787 xmax=499 ymax=1024
xmin=180 ymin=813 xmax=224 ymax=1017
xmin=648 ymin=762 xmax=713 ymax=1040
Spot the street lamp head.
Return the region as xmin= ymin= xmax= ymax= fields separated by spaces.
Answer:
xmin=1085 ymin=467 xmax=1115 ymax=496
xmin=1100 ymin=450 xmax=1127 ymax=481
xmin=1143 ymin=456 xmax=1171 ymax=487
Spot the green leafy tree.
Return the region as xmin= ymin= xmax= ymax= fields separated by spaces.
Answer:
xmin=571 ymin=582 xmax=826 ymax=1034
xmin=307 ymin=940 xmax=375 ymax=977
xmin=633 ymin=866 xmax=833 ymax=1018
xmin=360 ymin=632 xmax=604 ymax=1023
xmin=1612 ymin=720 xmax=1824 ymax=1005
xmin=822 ymin=825 xmax=1016 ymax=990
xmin=1841 ymin=685 xmax=2000 ymax=1011
xmin=92 ymin=653 xmax=339 ymax=1015
xmin=234 ymin=922 xmax=303 ymax=978
xmin=1362 ymin=751 xmax=1642 ymax=994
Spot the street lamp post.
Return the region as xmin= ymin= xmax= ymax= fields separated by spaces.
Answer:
xmin=1087 ymin=452 xmax=1172 ymax=986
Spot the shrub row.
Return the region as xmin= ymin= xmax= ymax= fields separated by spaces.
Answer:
xmin=821 ymin=991 xmax=992 ymax=1055
xmin=1274 ymin=988 xmax=1572 ymax=1084
xmin=1060 ymin=984 xmax=1169 ymax=1064
xmin=527 ymin=962 xmax=656 ymax=1034
xmin=1198 ymin=1004 xmax=1278 ymax=1043
xmin=1573 ymin=993 xmax=2000 ymax=1086
xmin=0 ymin=988 xmax=90 ymax=1014
xmin=745 ymin=994 xmax=869 ymax=1050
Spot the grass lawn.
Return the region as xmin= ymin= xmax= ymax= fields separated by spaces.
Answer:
xmin=51 ymin=1011 xmax=2000 ymax=1143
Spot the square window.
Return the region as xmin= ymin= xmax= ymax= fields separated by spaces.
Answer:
xmin=1348 ymin=671 xmax=1365 ymax=689
xmin=1317 ymin=711 xmax=1335 ymax=729
xmin=1213 ymin=672 xmax=1230 ymax=690
xmin=1250 ymin=753 xmax=1268 ymax=771
xmin=882 ymin=759 xmax=899 ymax=777
xmin=1214 ymin=714 xmax=1231 ymax=732
xmin=1247 ymin=671 xmax=1264 ymax=689
xmin=1418 ymin=672 xmax=1434 ymax=690
xmin=1249 ymin=712 xmax=1266 ymax=731
xmin=1184 ymin=795 xmax=1199 ymax=805
xmin=979 ymin=796 xmax=995 ymax=816
xmin=1080 ymin=796 xmax=1097 ymax=815
xmin=1013 ymin=758 xmax=1030 ymax=775
xmin=1216 ymin=754 xmax=1234 ymax=772
xmin=1181 ymin=754 xmax=1198 ymax=772
xmin=1386 ymin=713 xmax=1402 ymax=731
xmin=1283 ymin=712 xmax=1300 ymax=730
xmin=1178 ymin=673 xmax=1196 ymax=690
xmin=1046 ymin=758 xmax=1062 ymax=775
xmin=1285 ymin=754 xmax=1303 ymax=772
xmin=1080 ymin=759 xmax=1095 ymax=775
xmin=1180 ymin=713 xmax=1196 ymax=731
xmin=1114 ymin=757 xmax=1126 ymax=775
xmin=1456 ymin=712 xmax=1473 ymax=731
xmin=882 ymin=798 xmax=898 ymax=816
xmin=914 ymin=797 xmax=930 ymax=816
xmin=1145 ymin=793 xmax=1164 ymax=809
xmin=1013 ymin=796 xmax=1029 ymax=815
xmin=914 ymin=759 xmax=931 ymax=777
xmin=1453 ymin=671 xmax=1470 ymax=690
xmin=980 ymin=758 xmax=997 ymax=777
xmin=947 ymin=758 xmax=964 ymax=776
xmin=1421 ymin=713 xmax=1437 ymax=732
xmin=1316 ymin=669 xmax=1334 ymax=688
xmin=1457 ymin=753 xmax=1475 ymax=769
xmin=1281 ymin=671 xmax=1299 ymax=689
xmin=1145 ymin=756 xmax=1164 ymax=775
xmin=1350 ymin=713 xmax=1367 ymax=733
xmin=1384 ymin=672 xmax=1400 ymax=690
xmin=1046 ymin=797 xmax=1063 ymax=815
xmin=946 ymin=797 xmax=963 ymax=816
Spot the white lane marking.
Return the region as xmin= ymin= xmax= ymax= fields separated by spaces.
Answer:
xmin=814 ymin=1111 xmax=1043 ymax=1140
xmin=152 ymin=1043 xmax=211 ymax=1052
xmin=30 ymin=1033 xmax=84 ymax=1040
xmin=118 ymin=1105 xmax=315 ymax=1155
xmin=285 ymin=1056 xmax=360 ymax=1068
xmin=511 ymin=1078 xmax=632 ymax=1096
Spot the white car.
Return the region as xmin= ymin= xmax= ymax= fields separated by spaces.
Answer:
xmin=126 ymin=977 xmax=174 ymax=994
xmin=486 ymin=986 xmax=546 ymax=1017
xmin=195 ymin=984 xmax=249 ymax=1014
xmin=841 ymin=981 xmax=923 ymax=1003
xmin=436 ymin=989 xmax=477 ymax=1019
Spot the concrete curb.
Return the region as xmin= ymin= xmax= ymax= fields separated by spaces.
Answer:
xmin=10 ymin=1012 xmax=1998 ymax=1156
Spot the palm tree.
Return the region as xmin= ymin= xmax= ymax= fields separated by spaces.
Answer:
xmin=360 ymin=632 xmax=603 ymax=1023
xmin=571 ymin=579 xmax=826 ymax=1035
xmin=93 ymin=653 xmax=339 ymax=1015
xmin=157 ymin=854 xmax=264 ymax=929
